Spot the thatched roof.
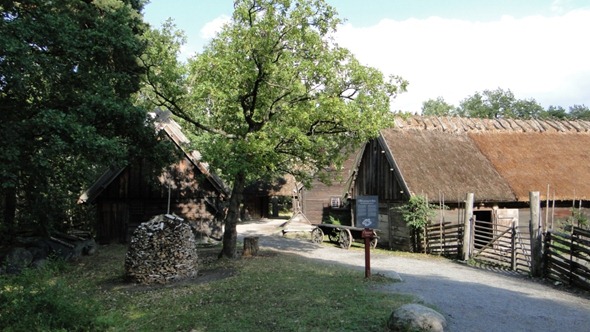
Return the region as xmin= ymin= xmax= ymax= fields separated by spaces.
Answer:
xmin=381 ymin=116 xmax=590 ymax=202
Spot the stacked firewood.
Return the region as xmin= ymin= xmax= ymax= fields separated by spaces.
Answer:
xmin=125 ymin=214 xmax=198 ymax=284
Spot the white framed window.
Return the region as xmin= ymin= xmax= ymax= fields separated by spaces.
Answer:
xmin=330 ymin=196 xmax=341 ymax=208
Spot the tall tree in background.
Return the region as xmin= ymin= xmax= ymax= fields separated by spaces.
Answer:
xmin=421 ymin=97 xmax=456 ymax=116
xmin=568 ymin=104 xmax=590 ymax=120
xmin=144 ymin=0 xmax=407 ymax=258
xmin=0 ymin=0 xmax=172 ymax=241
xmin=456 ymin=88 xmax=544 ymax=119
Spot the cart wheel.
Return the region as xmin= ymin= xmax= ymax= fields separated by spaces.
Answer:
xmin=338 ymin=229 xmax=352 ymax=249
xmin=328 ymin=229 xmax=339 ymax=243
xmin=370 ymin=231 xmax=378 ymax=249
xmin=311 ymin=227 xmax=324 ymax=244
xmin=370 ymin=238 xmax=378 ymax=249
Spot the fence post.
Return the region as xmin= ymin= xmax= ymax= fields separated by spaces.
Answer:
xmin=529 ymin=191 xmax=543 ymax=277
xmin=462 ymin=193 xmax=474 ymax=260
xmin=510 ymin=220 xmax=516 ymax=271
xmin=543 ymin=231 xmax=551 ymax=278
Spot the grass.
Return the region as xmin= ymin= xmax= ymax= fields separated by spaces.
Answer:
xmin=1 ymin=244 xmax=414 ymax=331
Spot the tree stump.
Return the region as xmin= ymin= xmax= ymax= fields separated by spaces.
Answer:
xmin=243 ymin=236 xmax=259 ymax=257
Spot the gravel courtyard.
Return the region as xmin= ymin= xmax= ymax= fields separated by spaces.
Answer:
xmin=237 ymin=219 xmax=590 ymax=332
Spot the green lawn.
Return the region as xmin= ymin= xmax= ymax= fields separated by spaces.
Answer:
xmin=1 ymin=244 xmax=414 ymax=331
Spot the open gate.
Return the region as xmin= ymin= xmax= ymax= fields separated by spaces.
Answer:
xmin=471 ymin=209 xmax=531 ymax=273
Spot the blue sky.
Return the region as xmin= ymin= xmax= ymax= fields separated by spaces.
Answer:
xmin=143 ymin=0 xmax=590 ymax=113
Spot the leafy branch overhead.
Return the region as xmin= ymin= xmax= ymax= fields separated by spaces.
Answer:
xmin=142 ymin=0 xmax=408 ymax=258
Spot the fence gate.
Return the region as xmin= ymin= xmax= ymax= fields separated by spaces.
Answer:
xmin=471 ymin=209 xmax=531 ymax=273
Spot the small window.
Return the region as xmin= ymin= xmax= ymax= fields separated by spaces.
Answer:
xmin=330 ymin=196 xmax=341 ymax=208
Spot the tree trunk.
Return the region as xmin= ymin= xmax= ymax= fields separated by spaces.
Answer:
xmin=220 ymin=172 xmax=246 ymax=259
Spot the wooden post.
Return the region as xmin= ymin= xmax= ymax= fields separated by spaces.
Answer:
xmin=511 ymin=220 xmax=517 ymax=271
xmin=242 ymin=236 xmax=259 ymax=257
xmin=529 ymin=191 xmax=543 ymax=277
xmin=462 ymin=193 xmax=475 ymax=261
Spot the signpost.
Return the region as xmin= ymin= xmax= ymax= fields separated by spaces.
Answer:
xmin=356 ymin=196 xmax=379 ymax=278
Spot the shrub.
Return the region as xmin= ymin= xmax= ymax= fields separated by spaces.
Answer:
xmin=396 ymin=195 xmax=439 ymax=232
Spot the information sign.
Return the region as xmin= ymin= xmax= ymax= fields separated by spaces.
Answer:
xmin=355 ymin=195 xmax=379 ymax=229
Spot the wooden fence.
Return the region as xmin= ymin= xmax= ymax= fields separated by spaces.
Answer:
xmin=423 ymin=219 xmax=531 ymax=274
xmin=544 ymin=227 xmax=590 ymax=291
xmin=471 ymin=219 xmax=531 ymax=274
xmin=423 ymin=219 xmax=590 ymax=291
xmin=423 ymin=222 xmax=463 ymax=258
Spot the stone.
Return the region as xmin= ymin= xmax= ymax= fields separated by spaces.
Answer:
xmin=387 ymin=303 xmax=447 ymax=332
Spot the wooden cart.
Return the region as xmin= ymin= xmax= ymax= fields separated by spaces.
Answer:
xmin=311 ymin=224 xmax=378 ymax=249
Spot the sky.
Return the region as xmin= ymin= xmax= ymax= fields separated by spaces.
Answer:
xmin=143 ymin=0 xmax=590 ymax=113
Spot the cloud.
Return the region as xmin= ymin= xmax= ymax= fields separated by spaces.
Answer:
xmin=200 ymin=14 xmax=231 ymax=40
xmin=334 ymin=9 xmax=590 ymax=113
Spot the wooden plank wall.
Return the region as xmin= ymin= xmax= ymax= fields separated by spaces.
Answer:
xmin=353 ymin=139 xmax=405 ymax=202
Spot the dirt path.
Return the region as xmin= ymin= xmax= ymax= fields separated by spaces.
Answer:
xmin=237 ymin=220 xmax=590 ymax=332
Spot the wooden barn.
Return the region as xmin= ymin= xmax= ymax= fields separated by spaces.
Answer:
xmin=79 ymin=115 xmax=228 ymax=244
xmin=351 ymin=116 xmax=590 ymax=250
xmin=298 ymin=149 xmax=363 ymax=225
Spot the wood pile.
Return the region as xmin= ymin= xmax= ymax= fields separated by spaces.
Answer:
xmin=125 ymin=214 xmax=198 ymax=284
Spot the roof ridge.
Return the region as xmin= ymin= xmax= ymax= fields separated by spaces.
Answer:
xmin=397 ymin=116 xmax=590 ymax=134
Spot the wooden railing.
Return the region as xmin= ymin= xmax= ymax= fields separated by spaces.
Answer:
xmin=423 ymin=222 xmax=463 ymax=258
xmin=544 ymin=227 xmax=590 ymax=291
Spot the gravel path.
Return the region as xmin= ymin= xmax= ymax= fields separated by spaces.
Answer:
xmin=237 ymin=220 xmax=590 ymax=332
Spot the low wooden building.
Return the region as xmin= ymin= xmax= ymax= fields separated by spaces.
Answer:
xmin=79 ymin=115 xmax=228 ymax=244
xmin=352 ymin=116 xmax=590 ymax=250
xmin=298 ymin=149 xmax=363 ymax=225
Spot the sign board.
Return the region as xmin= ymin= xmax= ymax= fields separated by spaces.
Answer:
xmin=355 ymin=195 xmax=379 ymax=229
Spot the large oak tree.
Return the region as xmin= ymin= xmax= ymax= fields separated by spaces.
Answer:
xmin=144 ymin=0 xmax=407 ymax=258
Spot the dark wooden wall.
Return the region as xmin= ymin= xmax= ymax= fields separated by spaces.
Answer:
xmin=353 ymin=139 xmax=405 ymax=202
xmin=95 ymin=159 xmax=224 ymax=243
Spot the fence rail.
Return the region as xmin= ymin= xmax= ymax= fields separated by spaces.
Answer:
xmin=424 ymin=219 xmax=531 ymax=274
xmin=544 ymin=227 xmax=590 ymax=291
xmin=422 ymin=219 xmax=590 ymax=291
xmin=424 ymin=222 xmax=462 ymax=258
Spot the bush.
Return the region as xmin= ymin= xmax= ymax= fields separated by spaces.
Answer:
xmin=396 ymin=195 xmax=439 ymax=231
xmin=0 ymin=261 xmax=107 ymax=331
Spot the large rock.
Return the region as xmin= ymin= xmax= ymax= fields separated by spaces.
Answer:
xmin=387 ymin=303 xmax=447 ymax=332
xmin=125 ymin=214 xmax=198 ymax=284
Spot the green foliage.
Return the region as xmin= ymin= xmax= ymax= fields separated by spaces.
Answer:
xmin=396 ymin=195 xmax=438 ymax=231
xmin=143 ymin=0 xmax=407 ymax=257
xmin=0 ymin=261 xmax=106 ymax=331
xmin=456 ymin=88 xmax=545 ymax=119
xmin=420 ymin=88 xmax=590 ymax=121
xmin=0 ymin=0 xmax=176 ymax=237
xmin=327 ymin=215 xmax=342 ymax=225
xmin=567 ymin=208 xmax=589 ymax=228
xmin=422 ymin=96 xmax=456 ymax=116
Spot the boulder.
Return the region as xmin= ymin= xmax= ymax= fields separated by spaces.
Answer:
xmin=387 ymin=303 xmax=447 ymax=332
